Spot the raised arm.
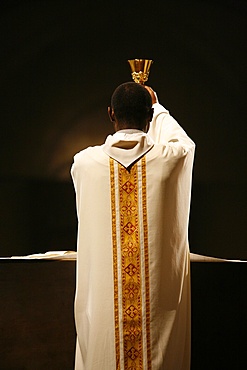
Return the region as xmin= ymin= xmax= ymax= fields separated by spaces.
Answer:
xmin=145 ymin=86 xmax=195 ymax=150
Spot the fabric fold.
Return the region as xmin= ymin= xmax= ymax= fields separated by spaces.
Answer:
xmin=103 ymin=129 xmax=154 ymax=168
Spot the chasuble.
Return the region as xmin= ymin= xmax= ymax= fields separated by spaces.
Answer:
xmin=71 ymin=102 xmax=195 ymax=370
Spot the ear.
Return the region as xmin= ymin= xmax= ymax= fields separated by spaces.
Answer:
xmin=144 ymin=122 xmax=150 ymax=133
xmin=108 ymin=106 xmax=115 ymax=122
xmin=144 ymin=108 xmax=153 ymax=133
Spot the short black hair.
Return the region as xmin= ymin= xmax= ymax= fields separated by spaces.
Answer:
xmin=111 ymin=82 xmax=152 ymax=129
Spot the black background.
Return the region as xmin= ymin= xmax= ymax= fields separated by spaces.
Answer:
xmin=0 ymin=0 xmax=246 ymax=258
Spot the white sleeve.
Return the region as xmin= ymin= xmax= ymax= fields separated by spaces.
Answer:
xmin=148 ymin=103 xmax=195 ymax=150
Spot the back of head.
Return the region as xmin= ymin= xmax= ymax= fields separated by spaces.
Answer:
xmin=111 ymin=82 xmax=152 ymax=130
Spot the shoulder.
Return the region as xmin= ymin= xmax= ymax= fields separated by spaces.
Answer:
xmin=73 ymin=145 xmax=101 ymax=162
xmin=72 ymin=145 xmax=110 ymax=171
xmin=147 ymin=140 xmax=194 ymax=163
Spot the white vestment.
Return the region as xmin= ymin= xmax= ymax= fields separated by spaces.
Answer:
xmin=71 ymin=102 xmax=195 ymax=370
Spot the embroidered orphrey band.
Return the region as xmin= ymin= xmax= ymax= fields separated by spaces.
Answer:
xmin=110 ymin=157 xmax=151 ymax=370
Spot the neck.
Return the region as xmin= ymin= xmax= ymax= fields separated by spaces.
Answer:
xmin=116 ymin=128 xmax=144 ymax=133
xmin=115 ymin=122 xmax=147 ymax=132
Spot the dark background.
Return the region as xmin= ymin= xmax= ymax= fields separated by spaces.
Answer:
xmin=0 ymin=0 xmax=246 ymax=259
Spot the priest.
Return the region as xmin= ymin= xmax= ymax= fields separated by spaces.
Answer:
xmin=71 ymin=82 xmax=195 ymax=370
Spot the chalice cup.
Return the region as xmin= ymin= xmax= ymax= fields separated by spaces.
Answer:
xmin=128 ymin=59 xmax=153 ymax=85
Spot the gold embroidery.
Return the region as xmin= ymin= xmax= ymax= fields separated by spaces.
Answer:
xmin=110 ymin=158 xmax=121 ymax=369
xmin=111 ymin=157 xmax=151 ymax=370
xmin=141 ymin=157 xmax=152 ymax=369
xmin=119 ymin=163 xmax=143 ymax=370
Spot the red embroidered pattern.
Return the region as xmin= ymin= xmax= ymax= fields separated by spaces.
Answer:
xmin=110 ymin=158 xmax=151 ymax=370
xmin=119 ymin=164 xmax=143 ymax=370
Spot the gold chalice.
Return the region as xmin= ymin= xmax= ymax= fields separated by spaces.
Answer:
xmin=128 ymin=59 xmax=153 ymax=85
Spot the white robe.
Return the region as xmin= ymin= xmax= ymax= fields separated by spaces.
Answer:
xmin=71 ymin=103 xmax=195 ymax=370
